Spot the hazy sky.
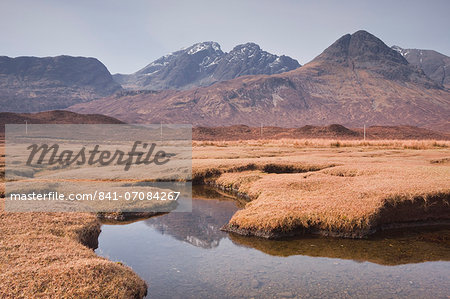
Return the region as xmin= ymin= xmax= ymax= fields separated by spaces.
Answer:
xmin=1 ymin=0 xmax=449 ymax=74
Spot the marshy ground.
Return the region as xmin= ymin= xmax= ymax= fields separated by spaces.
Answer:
xmin=1 ymin=138 xmax=449 ymax=298
xmin=192 ymin=139 xmax=450 ymax=238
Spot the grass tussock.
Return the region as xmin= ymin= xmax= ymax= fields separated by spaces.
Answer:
xmin=192 ymin=140 xmax=450 ymax=238
xmin=0 ymin=199 xmax=148 ymax=298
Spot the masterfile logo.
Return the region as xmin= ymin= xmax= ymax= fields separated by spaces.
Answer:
xmin=26 ymin=141 xmax=170 ymax=171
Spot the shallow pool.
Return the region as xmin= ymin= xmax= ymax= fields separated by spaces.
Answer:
xmin=96 ymin=186 xmax=450 ymax=298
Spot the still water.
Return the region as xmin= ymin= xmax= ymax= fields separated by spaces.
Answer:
xmin=96 ymin=186 xmax=450 ymax=298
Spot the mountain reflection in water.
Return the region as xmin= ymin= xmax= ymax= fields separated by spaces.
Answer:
xmin=138 ymin=186 xmax=450 ymax=265
xmin=97 ymin=186 xmax=450 ymax=298
xmin=144 ymin=194 xmax=238 ymax=249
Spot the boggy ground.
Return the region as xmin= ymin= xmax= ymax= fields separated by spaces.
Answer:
xmin=192 ymin=139 xmax=450 ymax=238
xmin=1 ymin=138 xmax=449 ymax=297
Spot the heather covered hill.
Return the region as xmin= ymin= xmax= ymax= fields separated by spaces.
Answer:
xmin=70 ymin=30 xmax=450 ymax=132
xmin=0 ymin=55 xmax=121 ymax=112
xmin=0 ymin=110 xmax=123 ymax=126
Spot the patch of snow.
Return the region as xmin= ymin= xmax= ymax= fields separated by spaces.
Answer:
xmin=268 ymin=57 xmax=281 ymax=68
xmin=148 ymin=61 xmax=168 ymax=67
xmin=188 ymin=42 xmax=221 ymax=55
xmin=188 ymin=43 xmax=209 ymax=55
xmin=392 ymin=46 xmax=409 ymax=57
xmin=143 ymin=70 xmax=159 ymax=76
xmin=211 ymin=43 xmax=221 ymax=52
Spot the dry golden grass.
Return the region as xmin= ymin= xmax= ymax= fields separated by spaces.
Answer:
xmin=193 ymin=138 xmax=450 ymax=149
xmin=0 ymin=197 xmax=148 ymax=298
xmin=192 ymin=139 xmax=450 ymax=238
xmin=0 ymin=147 xmax=148 ymax=298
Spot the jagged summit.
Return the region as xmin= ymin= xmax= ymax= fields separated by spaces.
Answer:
xmin=113 ymin=41 xmax=300 ymax=90
xmin=231 ymin=42 xmax=261 ymax=51
xmin=213 ymin=42 xmax=300 ymax=81
xmin=185 ymin=41 xmax=222 ymax=54
xmin=135 ymin=41 xmax=223 ymax=76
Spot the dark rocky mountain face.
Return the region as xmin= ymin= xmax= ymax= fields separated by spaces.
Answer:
xmin=0 ymin=55 xmax=121 ymax=112
xmin=392 ymin=46 xmax=450 ymax=88
xmin=71 ymin=30 xmax=450 ymax=132
xmin=213 ymin=42 xmax=300 ymax=81
xmin=113 ymin=42 xmax=224 ymax=90
xmin=112 ymin=42 xmax=300 ymax=90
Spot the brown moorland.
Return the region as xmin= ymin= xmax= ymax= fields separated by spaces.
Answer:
xmin=192 ymin=139 xmax=450 ymax=238
xmin=1 ymin=137 xmax=449 ymax=297
xmin=1 ymin=110 xmax=450 ymax=297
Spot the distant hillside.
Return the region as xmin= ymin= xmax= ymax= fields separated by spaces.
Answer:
xmin=113 ymin=41 xmax=300 ymax=90
xmin=0 ymin=55 xmax=121 ymax=112
xmin=0 ymin=110 xmax=123 ymax=132
xmin=193 ymin=124 xmax=449 ymax=141
xmin=71 ymin=30 xmax=450 ymax=132
xmin=392 ymin=46 xmax=450 ymax=88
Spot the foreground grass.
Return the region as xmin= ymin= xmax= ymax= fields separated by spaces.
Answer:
xmin=0 ymin=146 xmax=147 ymax=298
xmin=0 ymin=197 xmax=148 ymax=298
xmin=1 ymin=137 xmax=449 ymax=297
xmin=192 ymin=139 xmax=450 ymax=238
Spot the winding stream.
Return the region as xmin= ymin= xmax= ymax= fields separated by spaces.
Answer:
xmin=96 ymin=186 xmax=450 ymax=298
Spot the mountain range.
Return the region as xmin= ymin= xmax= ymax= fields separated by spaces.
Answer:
xmin=1 ymin=30 xmax=449 ymax=131
xmin=0 ymin=43 xmax=299 ymax=113
xmin=70 ymin=30 xmax=450 ymax=131
xmin=112 ymin=41 xmax=300 ymax=90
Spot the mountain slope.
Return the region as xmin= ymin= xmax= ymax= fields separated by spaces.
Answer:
xmin=0 ymin=55 xmax=121 ymax=112
xmin=113 ymin=42 xmax=300 ymax=90
xmin=70 ymin=30 xmax=450 ymax=132
xmin=392 ymin=46 xmax=450 ymax=88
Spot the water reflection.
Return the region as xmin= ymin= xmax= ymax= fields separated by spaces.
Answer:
xmin=137 ymin=186 xmax=450 ymax=264
xmin=97 ymin=185 xmax=450 ymax=298
xmin=144 ymin=194 xmax=238 ymax=248
xmin=230 ymin=227 xmax=450 ymax=266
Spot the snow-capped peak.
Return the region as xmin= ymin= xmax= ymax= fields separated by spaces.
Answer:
xmin=187 ymin=42 xmax=222 ymax=55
